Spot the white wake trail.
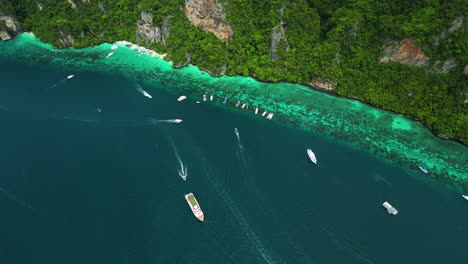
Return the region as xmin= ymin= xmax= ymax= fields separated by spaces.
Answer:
xmin=167 ymin=137 xmax=188 ymax=181
xmin=135 ymin=84 xmax=152 ymax=98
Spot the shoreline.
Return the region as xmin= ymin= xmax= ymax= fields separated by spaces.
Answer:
xmin=9 ymin=33 xmax=463 ymax=145
xmin=1 ymin=34 xmax=466 ymax=190
xmin=110 ymin=38 xmax=464 ymax=146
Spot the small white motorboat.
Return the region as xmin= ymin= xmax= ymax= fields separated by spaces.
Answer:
xmin=462 ymin=195 xmax=468 ymax=200
xmin=67 ymin=75 xmax=74 ymax=79
xmin=255 ymin=108 xmax=258 ymax=115
xmin=266 ymin=113 xmax=274 ymax=120
xmin=177 ymin=96 xmax=187 ymax=102
xmin=174 ymin=119 xmax=183 ymax=123
xmin=419 ymin=166 xmax=429 ymax=173
xmin=210 ymin=95 xmax=213 ymax=101
xmin=203 ymin=94 xmax=207 ymax=101
xmin=241 ymin=104 xmax=246 ymax=109
xmin=110 ymin=45 xmax=119 ymax=50
xmin=262 ymin=111 xmax=267 ymax=117
xmin=106 ymin=52 xmax=114 ymax=58
xmin=235 ymin=128 xmax=239 ymax=136
xmin=307 ymin=149 xmax=317 ymax=165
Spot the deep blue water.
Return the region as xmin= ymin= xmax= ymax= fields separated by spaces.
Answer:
xmin=0 ymin=62 xmax=467 ymax=264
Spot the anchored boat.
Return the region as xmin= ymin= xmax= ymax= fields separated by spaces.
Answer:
xmin=462 ymin=195 xmax=468 ymax=200
xmin=307 ymin=149 xmax=317 ymax=165
xmin=419 ymin=166 xmax=429 ymax=173
xmin=382 ymin=201 xmax=398 ymax=215
xmin=185 ymin=193 xmax=204 ymax=221
xmin=177 ymin=96 xmax=187 ymax=102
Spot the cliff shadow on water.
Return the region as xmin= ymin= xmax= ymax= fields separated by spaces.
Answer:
xmin=0 ymin=33 xmax=466 ymax=191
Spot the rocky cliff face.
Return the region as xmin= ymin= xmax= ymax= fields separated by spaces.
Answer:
xmin=269 ymin=25 xmax=289 ymax=61
xmin=58 ymin=29 xmax=75 ymax=47
xmin=310 ymin=77 xmax=336 ymax=91
xmin=379 ymin=39 xmax=430 ymax=67
xmin=136 ymin=12 xmax=171 ymax=44
xmin=182 ymin=0 xmax=232 ymax=41
xmin=0 ymin=14 xmax=22 ymax=40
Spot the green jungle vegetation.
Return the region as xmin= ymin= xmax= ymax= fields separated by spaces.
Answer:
xmin=1 ymin=0 xmax=467 ymax=144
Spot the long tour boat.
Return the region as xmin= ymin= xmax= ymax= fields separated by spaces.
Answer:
xmin=185 ymin=193 xmax=204 ymax=221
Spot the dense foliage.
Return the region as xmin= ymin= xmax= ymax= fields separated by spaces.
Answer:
xmin=1 ymin=0 xmax=467 ymax=143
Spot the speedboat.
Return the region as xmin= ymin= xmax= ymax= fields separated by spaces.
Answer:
xmin=235 ymin=101 xmax=240 ymax=107
xmin=235 ymin=128 xmax=239 ymax=136
xmin=419 ymin=166 xmax=429 ymax=173
xmin=106 ymin=52 xmax=114 ymax=58
xmin=307 ymin=149 xmax=317 ymax=165
xmin=177 ymin=96 xmax=187 ymax=101
xmin=255 ymin=108 xmax=258 ymax=115
xmin=266 ymin=113 xmax=274 ymax=120
xmin=174 ymin=119 xmax=183 ymax=123
xmin=210 ymin=95 xmax=214 ymax=101
xmin=67 ymin=75 xmax=74 ymax=79
xmin=203 ymin=94 xmax=206 ymax=101
xmin=462 ymin=195 xmax=468 ymax=200
xmin=241 ymin=104 xmax=246 ymax=109
xmin=110 ymin=45 xmax=119 ymax=50
xmin=223 ymin=97 xmax=227 ymax=104
xmin=262 ymin=111 xmax=267 ymax=116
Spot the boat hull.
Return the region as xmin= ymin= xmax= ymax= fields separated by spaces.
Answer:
xmin=185 ymin=193 xmax=204 ymax=221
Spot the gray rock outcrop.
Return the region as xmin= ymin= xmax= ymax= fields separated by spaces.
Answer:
xmin=0 ymin=15 xmax=22 ymax=40
xmin=58 ymin=29 xmax=75 ymax=47
xmin=310 ymin=78 xmax=336 ymax=91
xmin=136 ymin=12 xmax=171 ymax=44
xmin=269 ymin=25 xmax=290 ymax=61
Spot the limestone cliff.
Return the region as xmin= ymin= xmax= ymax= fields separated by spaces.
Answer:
xmin=379 ymin=39 xmax=430 ymax=67
xmin=269 ymin=25 xmax=289 ymax=61
xmin=182 ymin=0 xmax=232 ymax=41
xmin=136 ymin=12 xmax=171 ymax=45
xmin=0 ymin=14 xmax=22 ymax=40
xmin=310 ymin=78 xmax=336 ymax=91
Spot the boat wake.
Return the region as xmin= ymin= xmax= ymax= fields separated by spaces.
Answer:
xmin=168 ymin=137 xmax=188 ymax=181
xmin=202 ymin=160 xmax=280 ymax=264
xmin=0 ymin=186 xmax=42 ymax=216
xmin=135 ymin=84 xmax=152 ymax=98
xmin=45 ymin=75 xmax=74 ymax=91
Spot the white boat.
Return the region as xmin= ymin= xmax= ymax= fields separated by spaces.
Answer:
xmin=462 ymin=195 xmax=468 ymax=200
xmin=307 ymin=149 xmax=317 ymax=165
xmin=174 ymin=119 xmax=183 ymax=123
xmin=177 ymin=96 xmax=187 ymax=102
xmin=203 ymin=94 xmax=207 ymax=101
xmin=210 ymin=95 xmax=213 ymax=101
xmin=241 ymin=104 xmax=246 ymax=109
xmin=255 ymin=108 xmax=258 ymax=115
xmin=110 ymin=45 xmax=119 ymax=50
xmin=142 ymin=91 xmax=152 ymax=98
xmin=382 ymin=201 xmax=398 ymax=215
xmin=419 ymin=166 xmax=429 ymax=173
xmin=106 ymin=52 xmax=114 ymax=58
xmin=266 ymin=113 xmax=274 ymax=120
xmin=67 ymin=75 xmax=74 ymax=79
xmin=262 ymin=111 xmax=267 ymax=116
xmin=185 ymin=193 xmax=204 ymax=221
xmin=97 ymin=108 xmax=102 ymax=113
xmin=235 ymin=128 xmax=239 ymax=136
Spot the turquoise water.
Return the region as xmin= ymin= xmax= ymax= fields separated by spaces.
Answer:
xmin=0 ymin=34 xmax=467 ymax=263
